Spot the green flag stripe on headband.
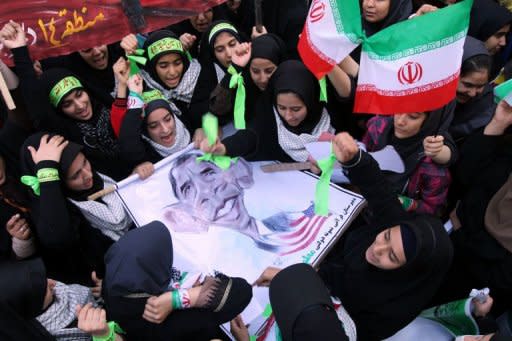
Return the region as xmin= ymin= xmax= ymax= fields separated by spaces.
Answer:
xmin=208 ymin=23 xmax=238 ymax=44
xmin=142 ymin=89 xmax=166 ymax=103
xmin=147 ymin=37 xmax=184 ymax=61
xmin=49 ymin=76 xmax=82 ymax=107
xmin=314 ymin=150 xmax=337 ymax=216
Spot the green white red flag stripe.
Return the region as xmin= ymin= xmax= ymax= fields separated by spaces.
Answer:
xmin=354 ymin=0 xmax=472 ymax=113
xmin=298 ymin=0 xmax=362 ymax=79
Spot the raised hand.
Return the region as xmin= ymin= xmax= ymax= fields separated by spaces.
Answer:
xmin=179 ymin=33 xmax=197 ymax=51
xmin=27 ymin=134 xmax=69 ymax=165
xmin=120 ymin=33 xmax=138 ymax=55
xmin=332 ymin=132 xmax=360 ymax=164
xmin=231 ymin=42 xmax=251 ymax=68
xmin=0 ymin=20 xmax=27 ymax=50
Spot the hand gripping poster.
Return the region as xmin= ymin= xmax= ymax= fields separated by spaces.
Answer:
xmin=115 ymin=145 xmax=366 ymax=335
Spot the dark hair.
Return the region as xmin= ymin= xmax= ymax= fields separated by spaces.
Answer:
xmin=168 ymin=152 xmax=201 ymax=197
xmin=461 ymin=54 xmax=492 ymax=78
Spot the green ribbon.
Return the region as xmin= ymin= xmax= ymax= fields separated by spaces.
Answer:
xmin=228 ymin=65 xmax=246 ymax=130
xmin=319 ymin=76 xmax=328 ymax=103
xmin=196 ymin=113 xmax=237 ymax=170
xmin=127 ymin=49 xmax=147 ymax=76
xmin=314 ymin=150 xmax=337 ymax=216
xmin=20 ymin=175 xmax=40 ymax=196
xmin=263 ymin=303 xmax=273 ymax=318
xmin=185 ymin=51 xmax=193 ymax=62
xmin=92 ymin=321 xmax=125 ymax=341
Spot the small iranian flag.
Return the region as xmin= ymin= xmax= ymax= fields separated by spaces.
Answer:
xmin=298 ymin=0 xmax=473 ymax=114
xmin=298 ymin=0 xmax=363 ymax=79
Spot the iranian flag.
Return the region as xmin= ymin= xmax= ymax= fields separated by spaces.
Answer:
xmin=355 ymin=0 xmax=472 ymax=113
xmin=298 ymin=0 xmax=363 ymax=79
xmin=298 ymin=0 xmax=473 ymax=114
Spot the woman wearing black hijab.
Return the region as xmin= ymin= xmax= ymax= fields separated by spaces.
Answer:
xmin=449 ymin=36 xmax=495 ymax=143
xmin=204 ymin=60 xmax=352 ymax=163
xmin=120 ymin=30 xmax=203 ymax=132
xmin=103 ymin=221 xmax=252 ymax=340
xmin=40 ymin=43 xmax=125 ymax=104
xmin=190 ymin=20 xmax=244 ymax=129
xmin=0 ymin=21 xmax=131 ymax=181
xmin=20 ymin=133 xmax=124 ymax=285
xmin=210 ymin=33 xmax=287 ymax=128
xmin=0 ymin=259 xmax=55 ymax=341
xmin=468 ymin=0 xmax=512 ymax=78
xmin=362 ymin=0 xmax=413 ymax=37
xmin=254 ymin=132 xmax=453 ymax=341
xmin=432 ymin=100 xmax=512 ymax=316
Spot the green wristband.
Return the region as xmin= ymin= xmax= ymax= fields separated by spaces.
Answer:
xmin=36 ymin=168 xmax=59 ymax=183
xmin=171 ymin=290 xmax=182 ymax=310
xmin=92 ymin=321 xmax=124 ymax=341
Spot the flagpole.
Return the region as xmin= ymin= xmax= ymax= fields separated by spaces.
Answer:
xmin=0 ymin=71 xmax=15 ymax=110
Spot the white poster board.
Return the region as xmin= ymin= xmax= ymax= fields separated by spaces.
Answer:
xmin=116 ymin=145 xmax=366 ymax=331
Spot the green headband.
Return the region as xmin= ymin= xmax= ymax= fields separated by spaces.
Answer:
xmin=208 ymin=23 xmax=238 ymax=44
xmin=147 ymin=37 xmax=184 ymax=61
xmin=49 ymin=76 xmax=83 ymax=107
xmin=142 ymin=89 xmax=166 ymax=103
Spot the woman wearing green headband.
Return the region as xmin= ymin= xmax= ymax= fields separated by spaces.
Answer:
xmin=189 ymin=20 xmax=244 ymax=129
xmin=120 ymin=30 xmax=202 ymax=133
xmin=0 ymin=20 xmax=132 ymax=181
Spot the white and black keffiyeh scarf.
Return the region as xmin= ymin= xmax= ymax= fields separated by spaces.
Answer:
xmin=140 ymin=59 xmax=201 ymax=106
xmin=68 ymin=173 xmax=132 ymax=241
xmin=214 ymin=63 xmax=226 ymax=84
xmin=76 ymin=105 xmax=119 ymax=157
xmin=273 ymin=107 xmax=334 ymax=162
xmin=36 ymin=282 xmax=95 ymax=341
xmin=141 ymin=115 xmax=191 ymax=157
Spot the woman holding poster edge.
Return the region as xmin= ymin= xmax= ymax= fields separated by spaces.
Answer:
xmin=199 ymin=60 xmax=353 ymax=174
xmin=253 ymin=132 xmax=454 ymax=341
xmin=19 ymin=132 xmax=133 ymax=285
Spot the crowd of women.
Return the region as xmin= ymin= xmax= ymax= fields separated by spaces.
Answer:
xmin=0 ymin=0 xmax=511 ymax=340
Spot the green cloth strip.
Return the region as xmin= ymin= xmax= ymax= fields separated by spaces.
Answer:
xmin=319 ymin=77 xmax=328 ymax=103
xmin=49 ymin=76 xmax=83 ymax=107
xmin=208 ymin=22 xmax=238 ymax=44
xmin=314 ymin=151 xmax=337 ymax=216
xmin=127 ymin=49 xmax=147 ymax=76
xmin=263 ymin=303 xmax=273 ymax=318
xmin=20 ymin=168 xmax=60 ymax=196
xmin=196 ymin=113 xmax=238 ymax=170
xmin=92 ymin=321 xmax=125 ymax=341
xmin=147 ymin=37 xmax=184 ymax=60
xmin=228 ymin=65 xmax=247 ymax=129
xmin=20 ymin=175 xmax=40 ymax=196
xmin=172 ymin=290 xmax=182 ymax=310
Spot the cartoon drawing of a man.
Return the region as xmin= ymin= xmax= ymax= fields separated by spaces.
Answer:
xmin=163 ymin=153 xmax=331 ymax=255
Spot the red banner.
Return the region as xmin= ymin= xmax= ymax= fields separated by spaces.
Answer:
xmin=0 ymin=0 xmax=225 ymax=65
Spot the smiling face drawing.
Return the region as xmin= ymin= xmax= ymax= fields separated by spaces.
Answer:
xmin=166 ymin=154 xmax=254 ymax=233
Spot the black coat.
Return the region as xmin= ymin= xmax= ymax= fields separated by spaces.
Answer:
xmin=435 ymin=130 xmax=512 ymax=315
